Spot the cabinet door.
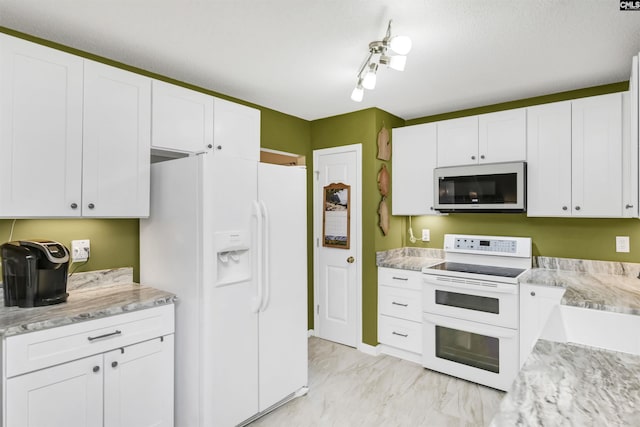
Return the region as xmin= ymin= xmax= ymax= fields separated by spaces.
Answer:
xmin=392 ymin=123 xmax=438 ymax=215
xmin=152 ymin=79 xmax=213 ymax=153
xmin=6 ymin=354 xmax=103 ymax=427
xmin=436 ymin=116 xmax=478 ymax=167
xmin=83 ymin=60 xmax=151 ymax=217
xmin=478 ymin=108 xmax=526 ymax=164
xmin=519 ymin=284 xmax=565 ymax=367
xmin=104 ymin=335 xmax=174 ymax=427
xmin=212 ymin=97 xmax=260 ymax=161
xmin=526 ymin=101 xmax=572 ymax=217
xmin=0 ymin=34 xmax=83 ymax=217
xmin=572 ymin=93 xmax=623 ymax=217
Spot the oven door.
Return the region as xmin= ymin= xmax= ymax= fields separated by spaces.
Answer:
xmin=422 ymin=313 xmax=518 ymax=391
xmin=422 ymin=275 xmax=518 ymax=329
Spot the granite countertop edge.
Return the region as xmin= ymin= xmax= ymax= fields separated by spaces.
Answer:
xmin=0 ymin=282 xmax=177 ymax=337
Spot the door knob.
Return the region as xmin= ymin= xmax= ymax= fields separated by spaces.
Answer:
xmin=347 ymin=256 xmax=355 ymax=264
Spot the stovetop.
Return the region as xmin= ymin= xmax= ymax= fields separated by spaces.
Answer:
xmin=426 ymin=261 xmax=525 ymax=278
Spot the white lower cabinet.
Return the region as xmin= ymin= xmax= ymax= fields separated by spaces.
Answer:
xmin=519 ymin=283 xmax=565 ymax=367
xmin=377 ymin=267 xmax=423 ymax=363
xmin=3 ymin=305 xmax=175 ymax=427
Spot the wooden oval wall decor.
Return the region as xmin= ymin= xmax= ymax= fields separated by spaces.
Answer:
xmin=378 ymin=197 xmax=389 ymax=236
xmin=377 ymin=124 xmax=390 ymax=161
xmin=377 ymin=164 xmax=389 ymax=196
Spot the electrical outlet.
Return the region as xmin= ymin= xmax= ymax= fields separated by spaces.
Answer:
xmin=421 ymin=229 xmax=430 ymax=242
xmin=71 ymin=239 xmax=91 ymax=262
xmin=616 ymin=236 xmax=630 ymax=253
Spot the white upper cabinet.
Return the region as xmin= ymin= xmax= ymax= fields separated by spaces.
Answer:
xmin=436 ymin=110 xmax=526 ymax=167
xmin=151 ymin=79 xmax=213 ymax=154
xmin=83 ymin=60 xmax=151 ymax=218
xmin=526 ymin=101 xmax=572 ymax=217
xmin=436 ymin=116 xmax=478 ymax=167
xmin=478 ymin=108 xmax=527 ymax=163
xmin=527 ymin=93 xmax=625 ymax=218
xmin=392 ymin=123 xmax=439 ymax=215
xmin=213 ymin=97 xmax=260 ymax=161
xmin=0 ymin=33 xmax=84 ymax=217
xmin=571 ymin=93 xmax=623 ymax=217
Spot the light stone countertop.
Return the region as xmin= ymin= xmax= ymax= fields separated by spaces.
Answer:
xmin=490 ymin=339 xmax=640 ymax=427
xmin=0 ymin=267 xmax=176 ymax=337
xmin=376 ymin=247 xmax=443 ymax=271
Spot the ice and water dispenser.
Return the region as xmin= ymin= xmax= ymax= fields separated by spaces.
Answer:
xmin=215 ymin=231 xmax=251 ymax=285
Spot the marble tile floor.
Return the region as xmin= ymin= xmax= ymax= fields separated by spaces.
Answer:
xmin=250 ymin=337 xmax=504 ymax=427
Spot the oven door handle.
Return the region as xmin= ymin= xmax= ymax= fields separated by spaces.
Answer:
xmin=423 ymin=278 xmax=517 ymax=295
xmin=423 ymin=314 xmax=518 ymax=339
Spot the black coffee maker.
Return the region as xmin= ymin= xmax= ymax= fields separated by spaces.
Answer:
xmin=1 ymin=240 xmax=70 ymax=307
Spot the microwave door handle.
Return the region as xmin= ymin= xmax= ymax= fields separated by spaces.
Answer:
xmin=424 ymin=277 xmax=518 ymax=295
xmin=423 ymin=314 xmax=517 ymax=339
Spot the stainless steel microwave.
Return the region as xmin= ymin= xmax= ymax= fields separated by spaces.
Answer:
xmin=433 ymin=162 xmax=526 ymax=212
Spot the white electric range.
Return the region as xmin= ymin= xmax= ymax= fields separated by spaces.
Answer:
xmin=421 ymin=234 xmax=532 ymax=391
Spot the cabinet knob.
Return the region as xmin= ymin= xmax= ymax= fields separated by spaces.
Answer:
xmin=471 ymin=155 xmax=476 ymax=160
xmin=216 ymin=145 xmax=222 ymax=150
xmin=430 ymin=206 xmax=434 ymax=211
xmin=207 ymin=144 xmax=213 ymax=149
xmin=347 ymin=256 xmax=355 ymax=264
xmin=93 ymin=366 xmax=100 ymax=373
xmin=111 ymin=361 xmax=118 ymax=368
xmin=88 ymin=203 xmax=95 ymax=209
xmin=70 ymin=203 xmax=78 ymax=209
xmin=626 ymin=204 xmax=634 ymax=209
xmin=530 ymin=291 xmax=536 ymax=297
xmin=562 ymin=206 xmax=568 ymax=211
xmin=575 ymin=206 xmax=581 ymax=211
xmin=480 ymin=155 xmax=485 ymax=160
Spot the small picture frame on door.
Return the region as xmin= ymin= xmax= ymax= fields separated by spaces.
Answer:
xmin=323 ymin=183 xmax=350 ymax=249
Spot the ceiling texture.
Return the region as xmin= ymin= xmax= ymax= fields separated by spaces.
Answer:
xmin=1 ymin=0 xmax=640 ymax=121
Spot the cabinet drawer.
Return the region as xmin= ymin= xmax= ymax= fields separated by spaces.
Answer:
xmin=378 ymin=267 xmax=422 ymax=291
xmin=6 ymin=304 xmax=174 ymax=378
xmin=378 ymin=315 xmax=422 ymax=354
xmin=379 ymin=285 xmax=422 ymax=322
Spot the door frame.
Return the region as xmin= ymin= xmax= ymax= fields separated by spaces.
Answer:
xmin=312 ymin=143 xmax=363 ymax=348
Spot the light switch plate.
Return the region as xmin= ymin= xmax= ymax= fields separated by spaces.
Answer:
xmin=421 ymin=229 xmax=430 ymax=242
xmin=71 ymin=239 xmax=91 ymax=262
xmin=616 ymin=236 xmax=630 ymax=253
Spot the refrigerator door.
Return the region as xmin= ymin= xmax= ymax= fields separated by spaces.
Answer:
xmin=202 ymin=154 xmax=260 ymax=427
xmin=257 ymin=163 xmax=308 ymax=411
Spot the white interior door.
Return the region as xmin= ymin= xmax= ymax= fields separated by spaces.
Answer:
xmin=314 ymin=144 xmax=361 ymax=348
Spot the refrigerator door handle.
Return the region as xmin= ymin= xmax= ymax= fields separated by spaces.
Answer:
xmin=251 ymin=200 xmax=264 ymax=313
xmin=259 ymin=200 xmax=271 ymax=312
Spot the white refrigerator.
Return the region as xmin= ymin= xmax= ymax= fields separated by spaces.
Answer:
xmin=140 ymin=153 xmax=308 ymax=426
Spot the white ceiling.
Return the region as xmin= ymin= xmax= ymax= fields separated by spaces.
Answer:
xmin=1 ymin=1 xmax=640 ymax=121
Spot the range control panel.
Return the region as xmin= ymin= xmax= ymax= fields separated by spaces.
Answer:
xmin=443 ymin=234 xmax=532 ymax=258
xmin=454 ymin=238 xmax=517 ymax=254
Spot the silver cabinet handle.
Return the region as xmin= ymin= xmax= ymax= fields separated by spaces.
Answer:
xmin=88 ymin=203 xmax=95 ymax=209
xmin=70 ymin=203 xmax=78 ymax=209
xmin=392 ymin=276 xmax=408 ymax=281
xmin=87 ymin=330 xmax=122 ymax=342
xmin=392 ymin=331 xmax=408 ymax=338
xmin=626 ymin=204 xmax=634 ymax=209
xmin=391 ymin=301 xmax=408 ymax=307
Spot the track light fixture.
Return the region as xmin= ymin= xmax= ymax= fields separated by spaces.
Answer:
xmin=350 ymin=20 xmax=412 ymax=102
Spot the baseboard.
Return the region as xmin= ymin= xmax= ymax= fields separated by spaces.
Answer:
xmin=378 ymin=344 xmax=423 ymax=365
xmin=307 ymin=329 xmax=315 ymax=338
xmin=357 ymin=342 xmax=380 ymax=356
